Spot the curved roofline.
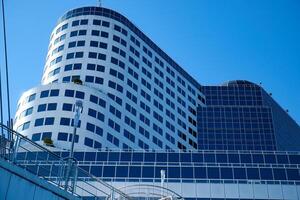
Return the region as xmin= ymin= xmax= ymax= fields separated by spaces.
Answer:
xmin=57 ymin=6 xmax=201 ymax=89
xmin=222 ymin=80 xmax=260 ymax=87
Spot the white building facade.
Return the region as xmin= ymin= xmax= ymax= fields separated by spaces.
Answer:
xmin=14 ymin=7 xmax=205 ymax=151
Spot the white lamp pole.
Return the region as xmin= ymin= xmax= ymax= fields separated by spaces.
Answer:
xmin=65 ymin=100 xmax=83 ymax=192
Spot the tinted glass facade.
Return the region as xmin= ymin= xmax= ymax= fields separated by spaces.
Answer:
xmin=198 ymin=81 xmax=300 ymax=152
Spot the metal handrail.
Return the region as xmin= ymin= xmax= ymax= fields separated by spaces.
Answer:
xmin=0 ymin=123 xmax=131 ymax=200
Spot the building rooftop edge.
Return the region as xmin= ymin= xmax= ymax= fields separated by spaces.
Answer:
xmin=57 ymin=6 xmax=202 ymax=90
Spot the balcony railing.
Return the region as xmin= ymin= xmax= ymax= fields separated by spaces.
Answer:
xmin=0 ymin=124 xmax=131 ymax=200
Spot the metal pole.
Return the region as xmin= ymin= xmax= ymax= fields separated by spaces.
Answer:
xmin=161 ymin=169 xmax=166 ymax=197
xmin=1 ymin=0 xmax=12 ymax=137
xmin=64 ymin=100 xmax=82 ymax=192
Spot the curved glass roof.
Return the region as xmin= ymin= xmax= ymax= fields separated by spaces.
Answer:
xmin=222 ymin=80 xmax=258 ymax=87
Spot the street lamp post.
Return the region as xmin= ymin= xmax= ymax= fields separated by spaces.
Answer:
xmin=64 ymin=100 xmax=83 ymax=192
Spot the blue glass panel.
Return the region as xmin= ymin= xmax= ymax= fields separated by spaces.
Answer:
xmin=264 ymin=154 xmax=276 ymax=163
xmin=216 ymin=154 xmax=227 ymax=163
xmin=74 ymin=152 xmax=84 ymax=161
xmin=91 ymin=166 xmax=102 ymax=177
xmin=142 ymin=166 xmax=154 ymax=178
xmin=38 ymin=165 xmax=50 ymax=177
xmin=36 ymin=152 xmax=48 ymax=160
xmin=194 ymin=167 xmax=206 ymax=178
xmin=233 ymin=168 xmax=246 ymax=179
xmin=228 ymin=154 xmax=240 ymax=163
xmin=78 ymin=166 xmax=90 ymax=177
xmin=240 ymin=154 xmax=251 ymax=163
xmin=260 ymin=168 xmax=273 ymax=180
xmin=103 ymin=166 xmax=115 ymax=177
xmin=129 ymin=166 xmax=141 ymax=178
xmin=180 ymin=153 xmax=191 ymax=162
xmin=207 ymin=167 xmax=219 ymax=179
xmin=132 ymin=152 xmax=143 ymax=162
xmin=144 ymin=153 xmax=155 ymax=162
xmin=286 ymin=169 xmax=300 ymax=180
xmin=276 ymin=154 xmax=288 ymax=164
xmin=273 ymin=168 xmax=286 ymax=180
xmin=16 ymin=152 xmax=26 ymax=160
xmin=181 ymin=167 xmax=193 ymax=178
xmin=220 ymin=168 xmax=233 ymax=179
xmin=168 ymin=153 xmax=179 ymax=162
xmin=116 ymin=166 xmax=128 ymax=177
xmin=168 ymin=167 xmax=180 ymax=178
xmin=109 ymin=152 xmax=120 ymax=161
xmin=26 ymin=152 xmax=37 ymax=160
xmin=252 ymin=154 xmax=264 ymax=163
xmin=246 ymin=168 xmax=260 ymax=180
xmin=156 ymin=153 xmax=167 ymax=162
xmin=85 ymin=152 xmax=96 ymax=161
xmin=289 ymin=155 xmax=300 ymax=164
xmin=192 ymin=153 xmax=203 ymax=162
xmin=120 ymin=152 xmax=132 ymax=162
xmin=204 ymin=154 xmax=215 ymax=163
xmin=96 ymin=152 xmax=108 ymax=161
xmin=27 ymin=165 xmax=38 ymax=175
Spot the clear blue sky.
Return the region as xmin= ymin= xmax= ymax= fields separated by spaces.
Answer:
xmin=0 ymin=0 xmax=299 ymax=124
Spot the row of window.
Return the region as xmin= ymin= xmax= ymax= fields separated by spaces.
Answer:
xmin=19 ymin=150 xmax=300 ymax=165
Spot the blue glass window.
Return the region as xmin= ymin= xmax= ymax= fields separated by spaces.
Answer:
xmin=204 ymin=154 xmax=215 ymax=163
xmin=194 ymin=167 xmax=207 ymax=179
xmin=84 ymin=137 xmax=93 ymax=147
xmin=34 ymin=118 xmax=44 ymax=126
xmin=57 ymin=132 xmax=68 ymax=141
xmin=233 ymin=168 xmax=246 ymax=179
xmin=50 ymin=89 xmax=59 ymax=97
xmin=168 ymin=153 xmax=179 ymax=162
xmin=47 ymin=103 xmax=57 ymax=111
xmin=42 ymin=132 xmax=52 ymax=140
xmin=260 ymin=168 xmax=273 ymax=180
xmin=129 ymin=166 xmax=141 ymax=178
xmin=277 ymin=154 xmax=288 ymax=164
xmin=86 ymin=122 xmax=95 ymax=132
xmin=38 ymin=104 xmax=46 ymax=112
xmin=65 ymin=90 xmax=74 ymax=97
xmin=289 ymin=155 xmax=300 ymax=164
xmin=90 ymin=95 xmax=98 ymax=104
xmin=287 ymin=169 xmax=300 ymax=180
xmin=221 ymin=168 xmax=233 ymax=179
xmin=103 ymin=166 xmax=115 ymax=177
xmin=132 ymin=152 xmax=143 ymax=162
xmin=109 ymin=152 xmax=120 ymax=161
xmin=207 ymin=167 xmax=219 ymax=179
xmin=75 ymin=91 xmax=84 ymax=99
xmin=252 ymin=154 xmax=264 ymax=163
xmin=116 ymin=166 xmax=128 ymax=177
xmin=181 ymin=167 xmax=193 ymax=178
xmin=247 ymin=168 xmax=260 ymax=179
xmin=60 ymin=118 xmax=70 ymax=126
xmin=142 ymin=166 xmax=154 ymax=178
xmin=91 ymin=166 xmax=102 ymax=177
xmin=96 ymin=152 xmax=108 ymax=161
xmin=45 ymin=117 xmax=54 ymax=125
xmin=273 ymin=168 xmax=286 ymax=180
xmin=32 ymin=133 xmax=41 ymax=141
xmin=62 ymin=103 xmax=73 ymax=111
xmin=40 ymin=90 xmax=49 ymax=98
xmin=85 ymin=152 xmax=96 ymax=161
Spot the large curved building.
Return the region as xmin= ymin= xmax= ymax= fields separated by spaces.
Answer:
xmin=14 ymin=6 xmax=204 ymax=151
xmin=13 ymin=6 xmax=300 ymax=200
